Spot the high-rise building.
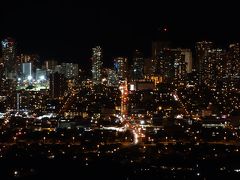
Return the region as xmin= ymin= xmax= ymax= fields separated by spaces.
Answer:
xmin=49 ymin=72 xmax=67 ymax=98
xmin=198 ymin=48 xmax=226 ymax=86
xmin=172 ymin=49 xmax=187 ymax=84
xmin=227 ymin=43 xmax=240 ymax=79
xmin=16 ymin=54 xmax=40 ymax=76
xmin=181 ymin=49 xmax=192 ymax=73
xmin=54 ymin=65 xmax=62 ymax=73
xmin=44 ymin=59 xmax=58 ymax=71
xmin=210 ymin=49 xmax=225 ymax=84
xmin=61 ymin=63 xmax=79 ymax=79
xmin=144 ymin=58 xmax=155 ymax=76
xmin=36 ymin=68 xmax=47 ymax=81
xmin=114 ymin=57 xmax=128 ymax=81
xmin=0 ymin=58 xmax=4 ymax=89
xmin=195 ymin=41 xmax=214 ymax=82
xmin=154 ymin=48 xmax=188 ymax=84
xmin=152 ymin=41 xmax=171 ymax=62
xmin=132 ymin=49 xmax=144 ymax=80
xmin=21 ymin=63 xmax=33 ymax=81
xmin=92 ymin=46 xmax=103 ymax=84
xmin=107 ymin=68 xmax=118 ymax=86
xmin=16 ymin=54 xmax=40 ymax=65
xmin=1 ymin=37 xmax=16 ymax=79
xmin=155 ymin=48 xmax=175 ymax=80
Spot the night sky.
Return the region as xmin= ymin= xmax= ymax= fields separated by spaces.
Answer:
xmin=1 ymin=0 xmax=239 ymax=66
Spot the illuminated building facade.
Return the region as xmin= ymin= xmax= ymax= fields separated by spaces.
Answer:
xmin=195 ymin=41 xmax=214 ymax=82
xmin=107 ymin=69 xmax=118 ymax=86
xmin=155 ymin=49 xmax=174 ymax=81
xmin=61 ymin=63 xmax=79 ymax=79
xmin=196 ymin=43 xmax=226 ymax=86
xmin=152 ymin=36 xmax=171 ymax=75
xmin=16 ymin=54 xmax=40 ymax=76
xmin=0 ymin=58 xmax=4 ymax=87
xmin=114 ymin=57 xmax=128 ymax=81
xmin=181 ymin=49 xmax=192 ymax=73
xmin=54 ymin=65 xmax=62 ymax=73
xmin=92 ymin=46 xmax=103 ymax=84
xmin=1 ymin=37 xmax=16 ymax=79
xmin=172 ymin=49 xmax=187 ymax=84
xmin=17 ymin=64 xmax=49 ymax=91
xmin=227 ymin=43 xmax=240 ymax=79
xmin=154 ymin=48 xmax=189 ymax=84
xmin=36 ymin=69 xmax=47 ymax=82
xmin=21 ymin=63 xmax=33 ymax=81
xmin=204 ymin=49 xmax=225 ymax=85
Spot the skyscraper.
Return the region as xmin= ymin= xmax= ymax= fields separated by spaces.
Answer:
xmin=152 ymin=41 xmax=171 ymax=62
xmin=16 ymin=54 xmax=40 ymax=76
xmin=114 ymin=57 xmax=128 ymax=81
xmin=195 ymin=41 xmax=214 ymax=82
xmin=44 ymin=59 xmax=58 ymax=71
xmin=172 ymin=49 xmax=187 ymax=84
xmin=1 ymin=37 xmax=16 ymax=79
xmin=92 ymin=46 xmax=103 ymax=84
xmin=21 ymin=63 xmax=33 ymax=81
xmin=154 ymin=48 xmax=188 ymax=84
xmin=36 ymin=68 xmax=47 ymax=81
xmin=197 ymin=45 xmax=227 ymax=86
xmin=227 ymin=43 xmax=240 ymax=79
xmin=49 ymin=72 xmax=67 ymax=99
xmin=181 ymin=49 xmax=192 ymax=74
xmin=155 ymin=48 xmax=174 ymax=81
xmin=0 ymin=58 xmax=4 ymax=88
xmin=61 ymin=63 xmax=79 ymax=79
xmin=144 ymin=58 xmax=155 ymax=76
xmin=107 ymin=68 xmax=118 ymax=86
xmin=132 ymin=49 xmax=144 ymax=80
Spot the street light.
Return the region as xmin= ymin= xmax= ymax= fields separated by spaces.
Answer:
xmin=13 ymin=136 xmax=16 ymax=143
xmin=27 ymin=75 xmax=33 ymax=81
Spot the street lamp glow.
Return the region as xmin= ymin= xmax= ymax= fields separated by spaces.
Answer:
xmin=27 ymin=75 xmax=32 ymax=81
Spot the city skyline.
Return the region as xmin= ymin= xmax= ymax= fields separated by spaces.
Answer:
xmin=1 ymin=1 xmax=240 ymax=179
xmin=1 ymin=0 xmax=239 ymax=64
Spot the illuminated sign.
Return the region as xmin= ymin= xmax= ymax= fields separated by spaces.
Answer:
xmin=130 ymin=84 xmax=135 ymax=91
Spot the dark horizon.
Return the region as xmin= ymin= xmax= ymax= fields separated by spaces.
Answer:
xmin=1 ymin=0 xmax=239 ymax=65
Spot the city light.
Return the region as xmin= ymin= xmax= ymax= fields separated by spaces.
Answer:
xmin=27 ymin=75 xmax=32 ymax=81
xmin=0 ymin=5 xmax=240 ymax=178
xmin=39 ymin=75 xmax=45 ymax=80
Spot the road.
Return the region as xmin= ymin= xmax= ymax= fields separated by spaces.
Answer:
xmin=59 ymin=89 xmax=79 ymax=114
xmin=119 ymin=81 xmax=145 ymax=145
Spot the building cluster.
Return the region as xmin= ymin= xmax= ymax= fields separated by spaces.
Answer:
xmin=0 ymin=38 xmax=80 ymax=111
xmin=196 ymin=41 xmax=240 ymax=86
xmin=91 ymin=43 xmax=192 ymax=87
xmin=1 ymin=36 xmax=240 ymax=179
xmin=0 ymin=37 xmax=240 ymax=123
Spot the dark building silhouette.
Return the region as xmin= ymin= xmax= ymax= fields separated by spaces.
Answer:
xmin=49 ymin=72 xmax=67 ymax=99
xmin=132 ymin=49 xmax=144 ymax=80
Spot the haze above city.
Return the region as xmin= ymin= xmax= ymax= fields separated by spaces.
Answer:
xmin=1 ymin=0 xmax=239 ymax=65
